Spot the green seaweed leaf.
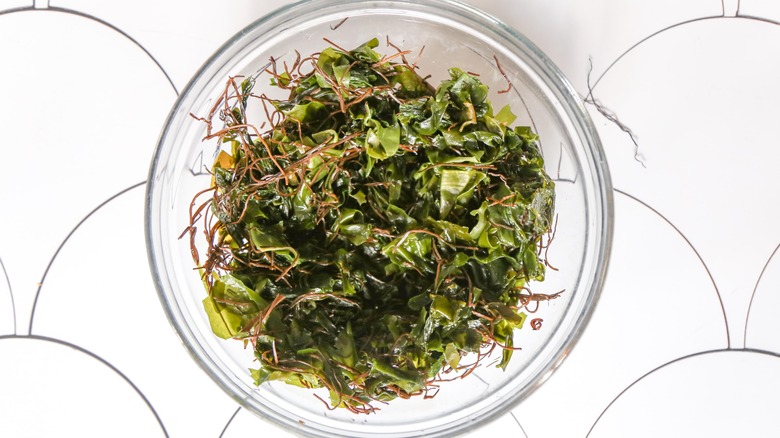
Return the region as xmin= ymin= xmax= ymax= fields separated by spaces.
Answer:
xmin=189 ymin=39 xmax=557 ymax=414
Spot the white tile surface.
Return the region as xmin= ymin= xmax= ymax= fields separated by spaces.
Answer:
xmin=588 ymin=351 xmax=780 ymax=437
xmin=0 ymin=336 xmax=166 ymax=437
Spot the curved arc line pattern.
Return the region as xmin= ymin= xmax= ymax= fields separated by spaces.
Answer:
xmin=590 ymin=16 xmax=720 ymax=90
xmin=509 ymin=411 xmax=529 ymax=437
xmin=0 ymin=0 xmax=241 ymax=437
xmin=615 ymin=189 xmax=729 ymax=347
xmin=585 ymin=347 xmax=780 ymax=437
xmin=44 ymin=6 xmax=180 ymax=93
xmin=554 ymin=142 xmax=577 ymax=184
xmin=6 ymin=1 xmax=780 ymax=436
xmin=0 ymin=4 xmax=270 ymax=437
xmin=0 ymin=257 xmax=16 ymax=335
xmin=586 ymin=11 xmax=780 ymax=350
xmin=579 ymin=7 xmax=780 ymax=437
xmin=0 ymin=5 xmax=179 ymax=94
xmin=2 ymin=2 xmax=181 ymax=337
xmin=0 ymin=333 xmax=170 ymax=437
xmin=0 ymin=2 xmax=184 ymax=434
xmin=28 ymin=181 xmax=147 ymax=335
xmin=743 ymin=242 xmax=780 ymax=346
xmin=219 ymin=407 xmax=243 ymax=438
xmin=0 ymin=5 xmax=32 ymax=15
xmin=589 ymin=14 xmax=780 ymax=92
xmin=732 ymin=14 xmax=780 ymax=26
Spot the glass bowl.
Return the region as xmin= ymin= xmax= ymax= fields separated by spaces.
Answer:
xmin=145 ymin=0 xmax=612 ymax=436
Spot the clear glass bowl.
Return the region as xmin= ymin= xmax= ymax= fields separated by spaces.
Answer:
xmin=145 ymin=0 xmax=612 ymax=436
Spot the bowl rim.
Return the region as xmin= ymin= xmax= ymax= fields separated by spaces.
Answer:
xmin=145 ymin=0 xmax=613 ymax=436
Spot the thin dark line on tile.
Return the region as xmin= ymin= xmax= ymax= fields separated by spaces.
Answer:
xmin=0 ymin=5 xmax=33 ymax=15
xmin=0 ymin=333 xmax=169 ymax=437
xmin=591 ymin=14 xmax=780 ymax=92
xmin=49 ymin=6 xmax=179 ymax=94
xmin=616 ymin=189 xmax=730 ymax=348
xmin=732 ymin=14 xmax=780 ymax=26
xmin=585 ymin=7 xmax=780 ymax=352
xmin=218 ymin=407 xmax=242 ymax=438
xmin=590 ymin=17 xmax=718 ymax=91
xmin=511 ymin=84 xmax=539 ymax=154
xmin=0 ymin=257 xmax=16 ymax=335
xmin=473 ymin=373 xmax=489 ymax=387
xmin=720 ymin=0 xmax=742 ymax=17
xmin=556 ymin=142 xmax=564 ymax=179
xmin=0 ymin=6 xmax=178 ymax=95
xmin=509 ymin=411 xmax=529 ymax=437
xmin=28 ymin=181 xmax=146 ymax=335
xmin=741 ymin=346 xmax=780 ymax=357
xmin=554 ymin=142 xmax=579 ymax=184
xmin=743 ymin=241 xmax=780 ymax=348
xmin=585 ymin=347 xmax=780 ymax=436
